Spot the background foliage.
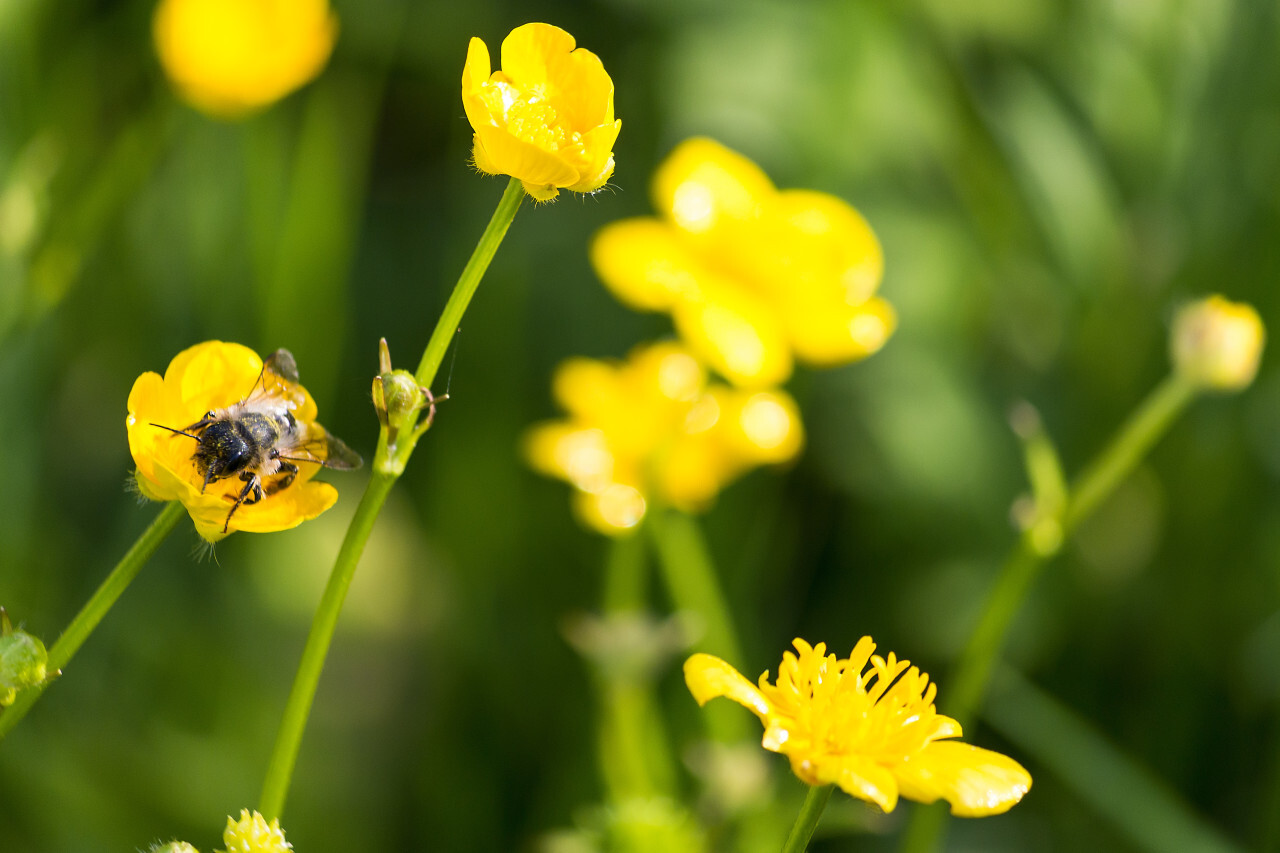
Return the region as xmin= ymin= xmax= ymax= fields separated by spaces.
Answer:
xmin=2 ymin=0 xmax=1279 ymax=850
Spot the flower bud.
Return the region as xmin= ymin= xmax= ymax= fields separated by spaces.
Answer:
xmin=222 ymin=809 xmax=291 ymax=853
xmin=0 ymin=628 xmax=49 ymax=706
xmin=148 ymin=842 xmax=200 ymax=853
xmin=1171 ymin=295 xmax=1265 ymax=392
xmin=377 ymin=370 xmax=426 ymax=424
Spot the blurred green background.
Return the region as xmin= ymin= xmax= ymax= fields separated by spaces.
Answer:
xmin=2 ymin=0 xmax=1280 ymax=850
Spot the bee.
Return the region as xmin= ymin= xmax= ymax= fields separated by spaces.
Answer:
xmin=152 ymin=348 xmax=362 ymax=533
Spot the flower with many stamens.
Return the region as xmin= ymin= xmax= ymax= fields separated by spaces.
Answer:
xmin=685 ymin=638 xmax=1031 ymax=816
xmin=462 ymin=23 xmax=621 ymax=201
xmin=126 ymin=341 xmax=343 ymax=542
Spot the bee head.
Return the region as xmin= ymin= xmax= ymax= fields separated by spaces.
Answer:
xmin=193 ymin=420 xmax=252 ymax=490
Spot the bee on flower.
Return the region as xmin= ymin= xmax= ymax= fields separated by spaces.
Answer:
xmin=126 ymin=341 xmax=360 ymax=542
xmin=592 ymin=137 xmax=894 ymax=387
xmin=524 ymin=342 xmax=803 ymax=534
xmin=685 ymin=638 xmax=1031 ymax=816
xmin=153 ymin=0 xmax=338 ymax=118
xmin=462 ymin=23 xmax=621 ymax=201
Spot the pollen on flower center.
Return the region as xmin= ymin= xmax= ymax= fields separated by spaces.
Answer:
xmin=487 ymin=83 xmax=574 ymax=151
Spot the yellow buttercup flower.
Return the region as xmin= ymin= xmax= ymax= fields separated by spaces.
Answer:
xmin=685 ymin=638 xmax=1031 ymax=816
xmin=126 ymin=341 xmax=344 ymax=542
xmin=1170 ymin=294 xmax=1265 ymax=392
xmin=462 ymin=23 xmax=621 ymax=201
xmin=220 ymin=810 xmax=291 ymax=853
xmin=525 ymin=342 xmax=803 ymax=534
xmin=153 ymin=0 xmax=338 ymax=118
xmin=592 ymin=138 xmax=894 ymax=387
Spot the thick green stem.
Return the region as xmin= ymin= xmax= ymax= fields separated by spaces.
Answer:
xmin=415 ymin=177 xmax=525 ymax=389
xmin=258 ymin=178 xmax=525 ymax=819
xmin=647 ymin=510 xmax=744 ymax=668
xmin=900 ymin=373 xmax=1198 ymax=853
xmin=258 ymin=472 xmax=395 ymax=818
xmin=781 ymin=784 xmax=834 ymax=853
xmin=647 ymin=509 xmax=751 ymax=743
xmin=0 ymin=501 xmax=184 ymax=741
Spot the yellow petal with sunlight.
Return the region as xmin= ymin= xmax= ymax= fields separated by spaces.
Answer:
xmin=591 ymin=218 xmax=707 ymax=311
xmin=895 ymin=741 xmax=1032 ymax=817
xmin=683 ymin=653 xmax=771 ymax=721
xmin=653 ymin=138 xmax=775 ymax=234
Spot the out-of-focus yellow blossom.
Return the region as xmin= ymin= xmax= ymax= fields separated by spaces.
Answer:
xmin=462 ymin=23 xmax=621 ymax=201
xmin=525 ymin=342 xmax=803 ymax=534
xmin=153 ymin=0 xmax=337 ymax=118
xmin=592 ymin=138 xmax=894 ymax=387
xmin=126 ymin=341 xmax=340 ymax=542
xmin=148 ymin=843 xmax=200 ymax=853
xmin=1170 ymin=295 xmax=1264 ymax=392
xmin=219 ymin=810 xmax=291 ymax=853
xmin=685 ymin=638 xmax=1031 ymax=816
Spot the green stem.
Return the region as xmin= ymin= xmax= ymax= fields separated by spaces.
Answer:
xmin=0 ymin=501 xmax=184 ymax=741
xmin=415 ymin=176 xmax=525 ymax=389
xmin=258 ymin=178 xmax=525 ymax=819
xmin=1064 ymin=375 xmax=1196 ymax=530
xmin=781 ymin=784 xmax=834 ymax=853
xmin=647 ymin=509 xmax=751 ymax=743
xmin=258 ymin=472 xmax=395 ymax=818
xmin=603 ymin=532 xmax=647 ymax=614
xmin=900 ymin=373 xmax=1198 ymax=853
xmin=647 ymin=509 xmax=744 ymax=668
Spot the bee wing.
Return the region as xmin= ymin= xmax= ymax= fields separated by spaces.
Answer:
xmin=278 ymin=422 xmax=364 ymax=471
xmin=241 ymin=348 xmax=307 ymax=413
xmin=264 ymin=349 xmax=300 ymax=384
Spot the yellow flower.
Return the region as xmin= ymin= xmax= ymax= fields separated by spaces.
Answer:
xmin=126 ymin=341 xmax=341 ymax=542
xmin=685 ymin=638 xmax=1031 ymax=816
xmin=220 ymin=810 xmax=290 ymax=853
xmin=153 ymin=0 xmax=338 ymax=118
xmin=592 ymin=138 xmax=894 ymax=387
xmin=525 ymin=342 xmax=803 ymax=534
xmin=1170 ymin=294 xmax=1265 ymax=392
xmin=462 ymin=23 xmax=621 ymax=201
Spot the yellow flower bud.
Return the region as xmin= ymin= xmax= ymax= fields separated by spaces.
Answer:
xmin=1170 ymin=295 xmax=1265 ymax=392
xmin=220 ymin=810 xmax=291 ymax=853
xmin=148 ymin=843 xmax=200 ymax=853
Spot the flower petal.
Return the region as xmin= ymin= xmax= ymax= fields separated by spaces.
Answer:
xmin=793 ymin=753 xmax=900 ymax=813
xmin=684 ymin=653 xmax=771 ymax=722
xmin=498 ymin=23 xmax=578 ymax=91
xmin=672 ymin=285 xmax=792 ymax=387
xmin=461 ymin=36 xmax=496 ymax=132
xmin=895 ymin=740 xmax=1032 ymax=817
xmin=653 ymin=137 xmax=775 ymax=235
xmin=565 ymin=119 xmax=620 ymax=193
xmin=472 ymin=124 xmax=579 ymax=190
xmin=591 ymin=218 xmax=707 ymax=311
xmin=786 ymin=295 xmax=897 ymax=366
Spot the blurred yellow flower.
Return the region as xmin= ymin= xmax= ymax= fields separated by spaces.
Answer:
xmin=685 ymin=638 xmax=1031 ymax=816
xmin=1170 ymin=294 xmax=1265 ymax=392
xmin=462 ymin=23 xmax=621 ymax=201
xmin=220 ymin=810 xmax=290 ymax=853
xmin=592 ymin=138 xmax=894 ymax=387
xmin=126 ymin=341 xmax=340 ymax=542
xmin=525 ymin=342 xmax=803 ymax=534
xmin=153 ymin=0 xmax=338 ymax=118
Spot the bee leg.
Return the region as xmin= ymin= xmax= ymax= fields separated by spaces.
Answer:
xmin=265 ymin=461 xmax=299 ymax=496
xmin=223 ymin=472 xmax=265 ymax=533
